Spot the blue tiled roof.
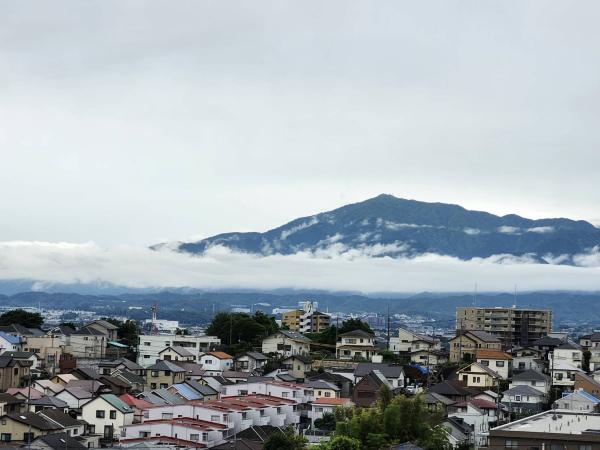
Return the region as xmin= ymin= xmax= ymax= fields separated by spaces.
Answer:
xmin=561 ymin=390 xmax=600 ymax=404
xmin=171 ymin=383 xmax=202 ymax=400
xmin=0 ymin=332 xmax=21 ymax=345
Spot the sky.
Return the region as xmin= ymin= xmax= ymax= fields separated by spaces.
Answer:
xmin=1 ymin=2 xmax=600 ymax=292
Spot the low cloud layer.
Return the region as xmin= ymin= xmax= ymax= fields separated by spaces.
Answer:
xmin=1 ymin=241 xmax=600 ymax=294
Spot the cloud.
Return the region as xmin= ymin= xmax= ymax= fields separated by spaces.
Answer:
xmin=527 ymin=226 xmax=555 ymax=234
xmin=497 ymin=226 xmax=521 ymax=235
xmin=463 ymin=228 xmax=481 ymax=235
xmin=1 ymin=240 xmax=600 ymax=293
xmin=279 ymin=217 xmax=318 ymax=240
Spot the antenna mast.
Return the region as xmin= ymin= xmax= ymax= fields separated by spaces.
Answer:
xmin=150 ymin=304 xmax=158 ymax=335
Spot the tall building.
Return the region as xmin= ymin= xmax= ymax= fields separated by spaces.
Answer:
xmin=282 ymin=301 xmax=331 ymax=333
xmin=456 ymin=307 xmax=552 ymax=347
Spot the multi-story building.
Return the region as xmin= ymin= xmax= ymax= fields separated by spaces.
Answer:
xmin=336 ymin=330 xmax=377 ymax=361
xmin=282 ymin=301 xmax=331 ymax=334
xmin=456 ymin=307 xmax=552 ymax=347
xmin=137 ymin=334 xmax=221 ymax=367
xmin=449 ymin=330 xmax=502 ymax=363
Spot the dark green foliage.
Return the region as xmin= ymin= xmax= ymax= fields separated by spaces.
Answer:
xmin=378 ymin=384 xmax=392 ymax=412
xmin=0 ymin=309 xmax=43 ymax=328
xmin=175 ymin=328 xmax=189 ymax=335
xmin=314 ymin=412 xmax=336 ymax=431
xmin=101 ymin=317 xmax=139 ymax=347
xmin=327 ymin=436 xmax=361 ymax=450
xmin=339 ymin=318 xmax=373 ymax=335
xmin=206 ymin=311 xmax=278 ymax=355
xmin=584 ymin=350 xmax=591 ymax=372
xmin=263 ymin=426 xmax=307 ymax=450
xmin=59 ymin=321 xmax=77 ymax=329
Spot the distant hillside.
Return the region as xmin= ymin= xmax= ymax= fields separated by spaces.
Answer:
xmin=158 ymin=194 xmax=600 ymax=264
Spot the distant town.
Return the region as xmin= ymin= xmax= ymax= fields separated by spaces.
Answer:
xmin=0 ymin=299 xmax=598 ymax=449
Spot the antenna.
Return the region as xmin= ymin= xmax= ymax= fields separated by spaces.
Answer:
xmin=513 ymin=285 xmax=517 ymax=309
xmin=472 ymin=283 xmax=478 ymax=307
xmin=150 ymin=304 xmax=158 ymax=335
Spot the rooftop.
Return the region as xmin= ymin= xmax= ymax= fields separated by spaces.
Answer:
xmin=492 ymin=410 xmax=600 ymax=436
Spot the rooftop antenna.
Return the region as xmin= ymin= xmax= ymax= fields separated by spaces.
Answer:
xmin=513 ymin=285 xmax=517 ymax=309
xmin=472 ymin=283 xmax=478 ymax=307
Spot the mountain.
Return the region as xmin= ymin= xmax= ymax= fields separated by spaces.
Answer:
xmin=160 ymin=194 xmax=600 ymax=263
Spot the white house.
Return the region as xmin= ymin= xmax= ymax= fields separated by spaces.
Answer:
xmin=502 ymin=385 xmax=545 ymax=415
xmin=475 ymin=349 xmax=513 ymax=380
xmin=68 ymin=327 xmax=106 ymax=359
xmin=80 ymin=393 xmax=134 ymax=439
xmin=261 ymin=330 xmax=312 ymax=358
xmin=55 ymin=386 xmax=94 ymax=410
xmin=449 ymin=399 xmax=504 ymax=448
xmin=551 ymin=361 xmax=583 ymax=387
xmin=336 ymin=330 xmax=377 ymax=361
xmin=553 ymin=389 xmax=600 ymax=412
xmin=510 ymin=369 xmax=551 ymax=395
xmin=510 ymin=347 xmax=543 ymax=373
xmin=551 ymin=342 xmax=583 ymax=369
xmin=199 ymin=352 xmax=233 ymax=375
xmin=122 ymin=418 xmax=227 ymax=447
xmin=234 ymin=352 xmax=268 ymax=373
xmin=353 ymin=363 xmax=405 ymax=389
xmin=309 ymin=397 xmax=353 ymax=427
xmin=0 ymin=332 xmax=22 ymax=353
xmin=389 ymin=328 xmax=440 ymax=354
xmin=137 ymin=334 xmax=221 ymax=368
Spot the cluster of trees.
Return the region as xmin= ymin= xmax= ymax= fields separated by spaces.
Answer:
xmin=101 ymin=317 xmax=140 ymax=347
xmin=263 ymin=392 xmax=458 ymax=450
xmin=206 ymin=311 xmax=279 ymax=354
xmin=0 ymin=309 xmax=44 ymax=328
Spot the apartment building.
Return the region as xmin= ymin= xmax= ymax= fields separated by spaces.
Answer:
xmin=281 ymin=301 xmax=331 ymax=333
xmin=137 ymin=334 xmax=221 ymax=367
xmin=456 ymin=307 xmax=552 ymax=347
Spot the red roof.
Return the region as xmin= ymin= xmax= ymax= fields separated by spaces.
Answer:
xmin=455 ymin=398 xmax=498 ymax=410
xmin=119 ymin=436 xmax=206 ymax=448
xmin=119 ymin=394 xmax=153 ymax=410
xmin=314 ymin=397 xmax=352 ymax=406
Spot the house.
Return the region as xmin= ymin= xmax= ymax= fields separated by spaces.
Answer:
xmin=575 ymin=372 xmax=600 ymax=398
xmin=1 ymin=351 xmax=40 ymax=372
xmin=280 ymin=355 xmax=313 ymax=380
xmin=182 ymin=379 xmax=219 ymax=401
xmin=531 ymin=335 xmax=565 ymax=362
xmin=80 ymin=394 xmax=134 ymax=440
xmin=0 ymin=412 xmax=61 ymax=443
xmin=29 ymin=432 xmax=88 ymax=450
xmin=170 ymin=361 xmax=205 ymax=380
xmin=441 ymin=417 xmax=471 ymax=448
xmin=64 ymin=379 xmax=108 ymax=396
xmin=199 ymin=352 xmax=234 ymax=375
xmin=336 ymin=330 xmax=377 ymax=361
xmin=509 ymin=346 xmax=543 ymax=372
xmin=389 ymin=328 xmax=441 ymax=354
xmin=551 ymin=341 xmax=583 ymax=369
xmin=0 ymin=393 xmax=24 ymax=415
xmin=50 ymin=374 xmax=78 ymax=386
xmin=98 ymin=358 xmax=145 ymax=376
xmin=28 ymin=396 xmax=69 ymax=413
xmin=0 ymin=332 xmax=22 ymax=353
xmin=551 ymin=361 xmax=583 ymax=387
xmin=98 ymin=375 xmax=132 ymax=395
xmin=145 ymin=360 xmax=186 ymax=389
xmin=410 ymin=349 xmax=448 ymax=367
xmin=502 ymin=385 xmax=545 ymax=415
xmin=6 ymin=387 xmax=43 ymax=401
xmin=553 ymin=389 xmax=600 ymax=412
xmin=510 ymin=369 xmax=551 ymax=395
xmin=456 ymin=362 xmax=501 ymax=388
xmin=309 ymin=397 xmax=353 ymax=426
xmin=421 ymin=392 xmax=455 ymax=414
xmin=427 ymin=380 xmax=477 ymax=403
xmin=261 ymin=330 xmax=312 ymax=357
xmin=113 ymin=369 xmax=146 ymax=393
xmin=307 ymin=371 xmax=353 ymax=398
xmin=33 ymin=380 xmax=65 ymax=396
xmin=580 ymin=334 xmax=592 ymax=350
xmin=235 ymin=352 xmax=268 ymax=373
xmin=118 ymin=393 xmax=154 ymax=423
xmin=158 ymin=346 xmax=196 ymax=363
xmin=307 ymin=380 xmax=340 ymax=400
xmin=55 ymin=387 xmax=94 ymax=410
xmin=21 ymin=335 xmax=64 ymax=375
xmin=0 ymin=356 xmax=31 ymax=391
xmin=83 ymin=320 xmax=119 ymax=341
xmin=67 ymin=327 xmax=106 ymax=359
xmin=448 ymin=399 xmax=505 ymax=448
xmin=449 ymin=331 xmax=502 ymax=363
xmin=475 ymin=349 xmax=513 ymax=379
xmin=353 ymin=370 xmax=391 ymax=407
xmin=137 ymin=334 xmax=221 ymax=367
xmin=354 ymin=363 xmax=405 ymax=389
xmin=37 ymin=409 xmax=85 ymax=437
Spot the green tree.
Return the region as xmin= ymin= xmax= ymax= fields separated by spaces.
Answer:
xmin=583 ymin=350 xmax=591 ymax=372
xmin=336 ymin=408 xmax=385 ymax=448
xmin=59 ymin=321 xmax=77 ymax=330
xmin=118 ymin=320 xmax=140 ymax=347
xmin=175 ymin=328 xmax=189 ymax=335
xmin=314 ymin=412 xmax=336 ymax=431
xmin=206 ymin=312 xmax=279 ymax=354
xmin=328 ymin=436 xmax=361 ymax=450
xmin=418 ymin=424 xmax=453 ymax=450
xmin=377 ymin=383 xmax=392 ymax=413
xmin=339 ymin=318 xmax=373 ymax=335
xmin=0 ymin=309 xmax=43 ymax=328
xmin=263 ymin=427 xmax=307 ymax=450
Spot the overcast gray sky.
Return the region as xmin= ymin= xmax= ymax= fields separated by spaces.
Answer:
xmin=1 ymin=1 xmax=600 ymax=249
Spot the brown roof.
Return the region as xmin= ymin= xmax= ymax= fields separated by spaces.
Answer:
xmin=206 ymin=351 xmax=233 ymax=360
xmin=476 ymin=349 xmax=513 ymax=360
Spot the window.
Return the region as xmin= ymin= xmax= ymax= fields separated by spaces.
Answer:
xmin=150 ymin=383 xmax=157 ymax=389
xmin=241 ymin=412 xmax=248 ymax=420
xmin=202 ymin=432 xmax=209 ymax=441
xmin=1 ymin=434 xmax=11 ymax=442
xmin=189 ymin=434 xmax=199 ymax=441
xmin=325 ymin=392 xmax=331 ymax=397
xmin=23 ymin=433 xmax=34 ymax=443
xmin=13 ymin=368 xmax=18 ymax=375
xmin=144 ymin=342 xmax=151 ymax=346
xmin=110 ymin=410 xmax=116 ymax=419
xmin=162 ymin=412 xmax=173 ymax=419
xmin=160 ymin=383 xmax=168 ymax=389
xmin=282 ymin=392 xmax=289 ymax=398
xmin=580 ymin=445 xmax=592 ymax=450
xmin=96 ymin=410 xmax=105 ymax=418
xmin=139 ymin=432 xmax=150 ymax=438
xmin=505 ymin=439 xmax=518 ymax=448
xmin=164 ymin=370 xmax=171 ymax=376
xmin=480 ymin=360 xmax=489 ymax=366
xmin=496 ymin=361 xmax=505 ymax=367
xmin=515 ymin=395 xmax=521 ymax=402
xmin=144 ymin=355 xmax=150 ymax=359
xmin=211 ymin=415 xmax=219 ymax=422
xmin=151 ymin=370 xmax=159 ymax=377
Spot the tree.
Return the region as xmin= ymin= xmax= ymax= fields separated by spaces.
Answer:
xmin=263 ymin=427 xmax=307 ymax=450
xmin=314 ymin=412 xmax=336 ymax=431
xmin=328 ymin=436 xmax=361 ymax=450
xmin=335 ymin=408 xmax=385 ymax=449
xmin=118 ymin=320 xmax=140 ymax=347
xmin=59 ymin=321 xmax=77 ymax=330
xmin=583 ymin=350 xmax=592 ymax=372
xmin=206 ymin=312 xmax=279 ymax=354
xmin=0 ymin=309 xmax=43 ymax=328
xmin=175 ymin=328 xmax=189 ymax=335
xmin=339 ymin=318 xmax=373 ymax=335
xmin=377 ymin=383 xmax=392 ymax=413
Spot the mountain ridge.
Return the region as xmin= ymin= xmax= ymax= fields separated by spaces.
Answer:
xmin=159 ymin=194 xmax=600 ymax=264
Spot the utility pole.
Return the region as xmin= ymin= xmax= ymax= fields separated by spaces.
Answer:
xmin=386 ymin=305 xmax=390 ymax=351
